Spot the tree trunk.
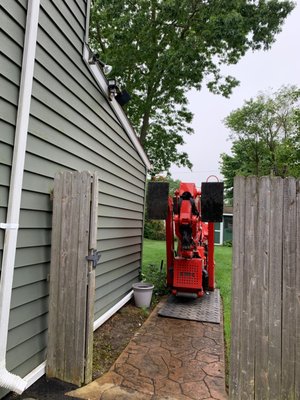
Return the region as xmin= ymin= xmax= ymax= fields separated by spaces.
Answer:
xmin=139 ymin=108 xmax=151 ymax=146
xmin=139 ymin=81 xmax=158 ymax=146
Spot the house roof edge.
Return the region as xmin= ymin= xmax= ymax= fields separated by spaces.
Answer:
xmin=82 ymin=44 xmax=151 ymax=170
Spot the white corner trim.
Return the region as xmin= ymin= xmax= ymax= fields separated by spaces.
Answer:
xmin=82 ymin=44 xmax=151 ymax=170
xmin=93 ymin=290 xmax=133 ymax=331
xmin=23 ymin=362 xmax=46 ymax=389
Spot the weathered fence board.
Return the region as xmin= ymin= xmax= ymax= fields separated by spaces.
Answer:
xmin=267 ymin=177 xmax=283 ymax=400
xmin=47 ymin=171 xmax=97 ymax=386
xmin=230 ymin=176 xmax=246 ymax=399
xmin=230 ymin=176 xmax=300 ymax=400
xmin=281 ymin=178 xmax=297 ymax=399
xmin=46 ymin=172 xmax=64 ymax=375
xmin=295 ymin=180 xmax=300 ymax=400
xmin=255 ymin=177 xmax=270 ymax=400
xmin=240 ymin=177 xmax=257 ymax=400
xmin=61 ymin=171 xmax=74 ymax=381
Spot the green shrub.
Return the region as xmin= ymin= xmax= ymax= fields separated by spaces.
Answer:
xmin=142 ymin=263 xmax=169 ymax=299
xmin=144 ymin=220 xmax=166 ymax=241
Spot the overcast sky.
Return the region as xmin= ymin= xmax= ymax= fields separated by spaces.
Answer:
xmin=170 ymin=0 xmax=300 ymax=184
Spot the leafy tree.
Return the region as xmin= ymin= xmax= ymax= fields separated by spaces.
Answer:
xmin=90 ymin=0 xmax=294 ymax=175
xmin=220 ymin=85 xmax=300 ymax=202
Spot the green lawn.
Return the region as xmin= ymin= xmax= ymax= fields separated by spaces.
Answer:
xmin=214 ymin=245 xmax=232 ymax=360
xmin=142 ymin=238 xmax=166 ymax=270
xmin=142 ymin=239 xmax=232 ymax=358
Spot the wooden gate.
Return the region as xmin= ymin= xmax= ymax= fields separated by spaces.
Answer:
xmin=46 ymin=171 xmax=98 ymax=386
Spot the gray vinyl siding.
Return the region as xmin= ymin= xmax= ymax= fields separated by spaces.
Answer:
xmin=0 ymin=0 xmax=24 ymax=277
xmin=0 ymin=0 xmax=147 ymax=394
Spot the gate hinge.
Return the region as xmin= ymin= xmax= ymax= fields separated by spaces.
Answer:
xmin=86 ymin=249 xmax=101 ymax=268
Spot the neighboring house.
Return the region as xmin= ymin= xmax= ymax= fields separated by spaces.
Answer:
xmin=0 ymin=0 xmax=150 ymax=397
xmin=214 ymin=206 xmax=233 ymax=245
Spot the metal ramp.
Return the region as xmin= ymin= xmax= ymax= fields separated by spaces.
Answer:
xmin=158 ymin=289 xmax=221 ymax=324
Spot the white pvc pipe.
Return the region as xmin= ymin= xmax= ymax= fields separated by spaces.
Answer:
xmin=0 ymin=0 xmax=40 ymax=394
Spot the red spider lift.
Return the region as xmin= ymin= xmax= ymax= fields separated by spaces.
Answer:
xmin=147 ymin=180 xmax=223 ymax=297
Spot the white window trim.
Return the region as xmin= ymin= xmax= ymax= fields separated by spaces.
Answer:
xmin=220 ymin=221 xmax=224 ymax=245
xmin=214 ymin=221 xmax=223 ymax=245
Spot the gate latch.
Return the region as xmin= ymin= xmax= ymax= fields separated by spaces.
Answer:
xmin=86 ymin=249 xmax=101 ymax=268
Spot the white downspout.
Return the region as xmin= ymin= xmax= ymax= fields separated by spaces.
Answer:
xmin=0 ymin=0 xmax=40 ymax=394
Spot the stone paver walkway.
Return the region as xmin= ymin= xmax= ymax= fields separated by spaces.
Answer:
xmin=68 ymin=301 xmax=227 ymax=400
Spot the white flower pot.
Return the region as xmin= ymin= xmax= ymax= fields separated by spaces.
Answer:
xmin=132 ymin=282 xmax=154 ymax=308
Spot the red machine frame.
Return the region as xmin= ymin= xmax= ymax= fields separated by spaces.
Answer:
xmin=165 ymin=182 xmax=215 ymax=297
